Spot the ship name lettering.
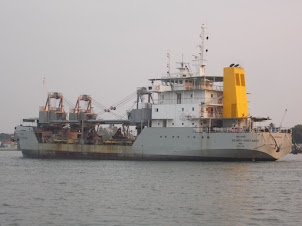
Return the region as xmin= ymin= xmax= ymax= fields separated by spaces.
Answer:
xmin=236 ymin=135 xmax=246 ymax=138
xmin=232 ymin=139 xmax=259 ymax=142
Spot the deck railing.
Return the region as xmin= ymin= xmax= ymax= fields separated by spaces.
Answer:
xmin=157 ymin=97 xmax=223 ymax=105
xmin=194 ymin=127 xmax=292 ymax=134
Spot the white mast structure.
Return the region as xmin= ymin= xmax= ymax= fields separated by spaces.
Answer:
xmin=43 ymin=76 xmax=47 ymax=105
xmin=167 ymin=52 xmax=171 ymax=77
xmin=193 ymin=24 xmax=208 ymax=76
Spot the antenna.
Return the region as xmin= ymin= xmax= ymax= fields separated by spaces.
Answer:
xmin=200 ymin=25 xmax=205 ymax=66
xmin=43 ymin=76 xmax=46 ymax=105
xmin=167 ymin=51 xmax=171 ymax=76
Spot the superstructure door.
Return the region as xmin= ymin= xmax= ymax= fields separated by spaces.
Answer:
xmin=177 ymin=93 xmax=181 ymax=104
xmin=163 ymin=120 xmax=167 ymax=127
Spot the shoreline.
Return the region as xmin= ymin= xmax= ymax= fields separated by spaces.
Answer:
xmin=0 ymin=148 xmax=19 ymax=151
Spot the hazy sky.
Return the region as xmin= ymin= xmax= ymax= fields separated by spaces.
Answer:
xmin=1 ymin=0 xmax=301 ymax=133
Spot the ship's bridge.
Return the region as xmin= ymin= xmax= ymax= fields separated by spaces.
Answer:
xmin=148 ymin=75 xmax=223 ymax=93
xmin=148 ymin=75 xmax=224 ymax=128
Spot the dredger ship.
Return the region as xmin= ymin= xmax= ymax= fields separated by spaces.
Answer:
xmin=15 ymin=27 xmax=292 ymax=161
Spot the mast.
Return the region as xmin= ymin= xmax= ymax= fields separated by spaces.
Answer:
xmin=200 ymin=25 xmax=205 ymax=67
xmin=43 ymin=77 xmax=46 ymax=106
xmin=167 ymin=52 xmax=171 ymax=76
xmin=193 ymin=24 xmax=208 ymax=76
xmin=199 ymin=24 xmax=208 ymax=76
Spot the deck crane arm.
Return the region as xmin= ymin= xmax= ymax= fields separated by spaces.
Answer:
xmin=279 ymin=109 xmax=287 ymax=128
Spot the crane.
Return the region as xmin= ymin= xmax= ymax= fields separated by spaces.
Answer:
xmin=279 ymin=109 xmax=287 ymax=128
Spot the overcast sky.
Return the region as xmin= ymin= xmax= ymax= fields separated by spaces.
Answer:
xmin=1 ymin=0 xmax=301 ymax=133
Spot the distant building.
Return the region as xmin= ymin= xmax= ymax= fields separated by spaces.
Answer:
xmin=2 ymin=139 xmax=14 ymax=148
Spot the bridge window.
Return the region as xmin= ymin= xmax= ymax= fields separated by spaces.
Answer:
xmin=155 ymin=108 xmax=159 ymax=112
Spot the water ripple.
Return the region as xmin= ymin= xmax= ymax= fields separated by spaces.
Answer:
xmin=1 ymin=152 xmax=302 ymax=225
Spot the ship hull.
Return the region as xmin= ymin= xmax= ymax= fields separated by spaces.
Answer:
xmin=21 ymin=149 xmax=276 ymax=161
xmin=16 ymin=126 xmax=292 ymax=161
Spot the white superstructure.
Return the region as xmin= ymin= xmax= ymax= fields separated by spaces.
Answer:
xmin=149 ymin=25 xmax=224 ymax=129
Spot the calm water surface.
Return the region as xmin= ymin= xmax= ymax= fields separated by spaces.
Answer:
xmin=1 ymin=151 xmax=302 ymax=226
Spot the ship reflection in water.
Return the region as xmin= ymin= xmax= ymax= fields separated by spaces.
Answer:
xmin=1 ymin=151 xmax=301 ymax=225
xmin=216 ymin=165 xmax=253 ymax=223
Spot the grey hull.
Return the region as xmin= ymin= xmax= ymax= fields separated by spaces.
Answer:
xmin=16 ymin=126 xmax=292 ymax=161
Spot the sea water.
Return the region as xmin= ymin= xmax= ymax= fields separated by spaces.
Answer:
xmin=1 ymin=151 xmax=302 ymax=225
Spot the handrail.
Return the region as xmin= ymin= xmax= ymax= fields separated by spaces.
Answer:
xmin=156 ymin=97 xmax=223 ymax=105
xmin=193 ymin=126 xmax=292 ymax=134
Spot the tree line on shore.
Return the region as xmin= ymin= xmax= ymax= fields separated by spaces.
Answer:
xmin=292 ymin=125 xmax=302 ymax=144
xmin=0 ymin=133 xmax=14 ymax=142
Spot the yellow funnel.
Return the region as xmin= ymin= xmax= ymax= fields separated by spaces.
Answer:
xmin=223 ymin=67 xmax=248 ymax=118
